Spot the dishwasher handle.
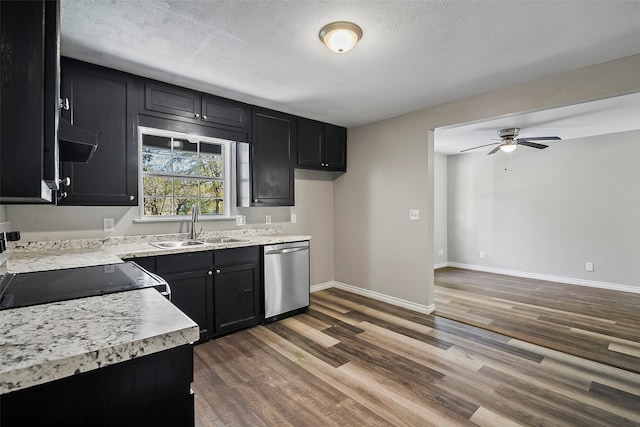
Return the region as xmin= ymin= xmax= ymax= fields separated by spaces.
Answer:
xmin=264 ymin=247 xmax=308 ymax=255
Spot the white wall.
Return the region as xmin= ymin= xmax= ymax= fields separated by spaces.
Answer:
xmin=335 ymin=54 xmax=640 ymax=307
xmin=6 ymin=170 xmax=335 ymax=286
xmin=433 ymin=153 xmax=448 ymax=267
xmin=447 ymin=130 xmax=640 ymax=289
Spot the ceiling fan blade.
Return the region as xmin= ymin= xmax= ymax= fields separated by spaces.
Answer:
xmin=518 ymin=141 xmax=548 ymax=149
xmin=518 ymin=136 xmax=561 ymax=141
xmin=487 ymin=146 xmax=501 ymax=155
xmin=460 ymin=142 xmax=500 ymax=153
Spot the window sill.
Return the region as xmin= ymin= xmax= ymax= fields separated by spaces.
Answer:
xmin=133 ymin=216 xmax=236 ymax=224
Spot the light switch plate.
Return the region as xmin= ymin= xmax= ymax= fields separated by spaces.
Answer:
xmin=409 ymin=209 xmax=420 ymax=220
xmin=103 ymin=218 xmax=115 ymax=232
xmin=265 ymin=215 xmax=272 ymax=224
xmin=291 ymin=214 xmax=297 ymax=224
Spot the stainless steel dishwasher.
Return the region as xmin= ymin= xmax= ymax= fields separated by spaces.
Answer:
xmin=263 ymin=240 xmax=310 ymax=321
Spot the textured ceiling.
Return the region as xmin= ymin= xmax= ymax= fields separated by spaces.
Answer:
xmin=60 ymin=0 xmax=640 ymax=128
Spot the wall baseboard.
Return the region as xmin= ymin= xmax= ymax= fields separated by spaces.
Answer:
xmin=434 ymin=262 xmax=448 ymax=269
xmin=311 ymin=281 xmax=435 ymax=315
xmin=446 ymin=262 xmax=640 ymax=295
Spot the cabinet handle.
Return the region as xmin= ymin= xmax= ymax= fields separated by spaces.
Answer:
xmin=129 ymin=195 xmax=135 ymax=202
xmin=195 ymin=113 xmax=200 ymax=119
xmin=59 ymin=97 xmax=70 ymax=111
xmin=208 ymin=270 xmax=213 ymax=276
xmin=202 ymin=115 xmax=207 ymax=120
xmin=58 ymin=177 xmax=71 ymax=187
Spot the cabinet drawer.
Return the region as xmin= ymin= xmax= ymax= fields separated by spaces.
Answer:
xmin=155 ymin=251 xmax=212 ymax=275
xmin=214 ymin=246 xmax=259 ymax=266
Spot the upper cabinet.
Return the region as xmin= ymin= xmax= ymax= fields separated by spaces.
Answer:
xmin=140 ymin=81 xmax=250 ymax=137
xmin=250 ymin=109 xmax=297 ymax=206
xmin=0 ymin=0 xmax=60 ymax=203
xmin=58 ymin=59 xmax=138 ymax=206
xmin=297 ymin=118 xmax=347 ymax=172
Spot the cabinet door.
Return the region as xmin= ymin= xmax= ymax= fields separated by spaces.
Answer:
xmin=201 ymin=96 xmax=250 ymax=133
xmin=297 ymin=118 xmax=323 ymax=168
xmin=251 ymin=109 xmax=296 ymax=206
xmin=323 ymin=124 xmax=347 ymax=172
xmin=213 ymin=262 xmax=260 ymax=335
xmin=156 ymin=251 xmax=214 ymax=341
xmin=164 ymin=271 xmax=214 ymax=341
xmin=143 ymin=81 xmax=201 ymax=120
xmin=59 ymin=59 xmax=138 ymax=205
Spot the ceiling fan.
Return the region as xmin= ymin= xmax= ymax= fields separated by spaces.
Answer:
xmin=461 ymin=128 xmax=561 ymax=155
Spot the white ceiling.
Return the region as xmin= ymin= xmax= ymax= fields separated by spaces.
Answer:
xmin=60 ymin=1 xmax=640 ymax=129
xmin=435 ymin=92 xmax=640 ymax=154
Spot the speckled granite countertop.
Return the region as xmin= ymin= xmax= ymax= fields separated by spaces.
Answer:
xmin=0 ymin=288 xmax=199 ymax=395
xmin=7 ymin=229 xmax=311 ymax=273
xmin=0 ymin=229 xmax=309 ymax=395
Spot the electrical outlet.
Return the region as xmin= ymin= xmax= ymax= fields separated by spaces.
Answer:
xmin=409 ymin=209 xmax=420 ymax=220
xmin=235 ymin=215 xmax=246 ymax=226
xmin=265 ymin=215 xmax=272 ymax=224
xmin=479 ymin=251 xmax=485 ymax=259
xmin=291 ymin=214 xmax=297 ymax=224
xmin=585 ymin=262 xmax=594 ymax=272
xmin=103 ymin=218 xmax=115 ymax=232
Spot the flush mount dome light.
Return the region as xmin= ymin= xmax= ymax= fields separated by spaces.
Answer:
xmin=319 ymin=21 xmax=363 ymax=53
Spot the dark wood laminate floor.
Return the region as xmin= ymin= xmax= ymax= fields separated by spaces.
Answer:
xmin=193 ymin=288 xmax=640 ymax=426
xmin=435 ymin=267 xmax=640 ymax=374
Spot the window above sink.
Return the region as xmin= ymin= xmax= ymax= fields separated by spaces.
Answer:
xmin=139 ymin=127 xmax=235 ymax=221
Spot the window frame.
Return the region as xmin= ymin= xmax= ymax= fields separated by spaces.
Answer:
xmin=137 ymin=126 xmax=235 ymax=221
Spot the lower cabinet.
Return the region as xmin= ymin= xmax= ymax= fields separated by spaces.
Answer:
xmin=0 ymin=344 xmax=194 ymax=427
xmin=128 ymin=246 xmax=261 ymax=342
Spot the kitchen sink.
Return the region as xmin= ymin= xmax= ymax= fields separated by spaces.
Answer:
xmin=150 ymin=240 xmax=206 ymax=249
xmin=203 ymin=237 xmax=248 ymax=244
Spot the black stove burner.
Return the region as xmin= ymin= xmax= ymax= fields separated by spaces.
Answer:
xmin=0 ymin=262 xmax=168 ymax=310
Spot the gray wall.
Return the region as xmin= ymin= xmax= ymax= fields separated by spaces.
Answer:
xmin=447 ymin=130 xmax=640 ymax=288
xmin=433 ymin=153 xmax=448 ymax=267
xmin=335 ymin=54 xmax=640 ymax=307
xmin=6 ymin=170 xmax=335 ymax=286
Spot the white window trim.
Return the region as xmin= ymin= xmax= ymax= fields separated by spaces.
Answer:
xmin=135 ymin=126 xmax=237 ymax=222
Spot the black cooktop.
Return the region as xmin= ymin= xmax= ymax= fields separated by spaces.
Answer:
xmin=0 ymin=262 xmax=166 ymax=310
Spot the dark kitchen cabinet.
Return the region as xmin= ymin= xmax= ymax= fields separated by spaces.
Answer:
xmin=141 ymin=81 xmax=250 ymax=134
xmin=213 ymin=246 xmax=261 ymax=335
xmin=250 ymin=108 xmax=297 ymax=206
xmin=154 ymin=251 xmax=215 ymax=342
xmin=1 ymin=344 xmax=194 ymax=427
xmin=129 ymin=246 xmax=260 ymax=341
xmin=0 ymin=0 xmax=60 ymax=203
xmin=297 ymin=118 xmax=347 ymax=172
xmin=59 ymin=58 xmax=138 ymax=205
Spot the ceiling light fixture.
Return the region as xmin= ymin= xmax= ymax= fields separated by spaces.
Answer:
xmin=319 ymin=21 xmax=363 ymax=53
xmin=500 ymin=140 xmax=517 ymax=153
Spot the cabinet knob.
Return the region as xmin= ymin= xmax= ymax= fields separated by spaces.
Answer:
xmin=202 ymin=115 xmax=207 ymax=120
xmin=59 ymin=97 xmax=70 ymax=111
xmin=59 ymin=191 xmax=68 ymax=199
xmin=195 ymin=113 xmax=200 ymax=119
xmin=208 ymin=270 xmax=213 ymax=276
xmin=253 ymin=198 xmax=258 ymax=203
xmin=58 ymin=177 xmax=71 ymax=187
xmin=215 ymin=269 xmax=221 ymax=274
xmin=129 ymin=195 xmax=135 ymax=202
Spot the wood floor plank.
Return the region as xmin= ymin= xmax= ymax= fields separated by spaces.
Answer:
xmin=192 ymin=288 xmax=640 ymax=426
xmin=435 ymin=267 xmax=640 ymax=373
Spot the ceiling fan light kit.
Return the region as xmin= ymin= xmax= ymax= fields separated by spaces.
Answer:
xmin=319 ymin=21 xmax=363 ymax=53
xmin=460 ymin=127 xmax=561 ymax=155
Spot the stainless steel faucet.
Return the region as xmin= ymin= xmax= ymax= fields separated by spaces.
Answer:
xmin=190 ymin=203 xmax=199 ymax=240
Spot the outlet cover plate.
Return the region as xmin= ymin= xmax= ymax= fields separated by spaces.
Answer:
xmin=103 ymin=218 xmax=115 ymax=232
